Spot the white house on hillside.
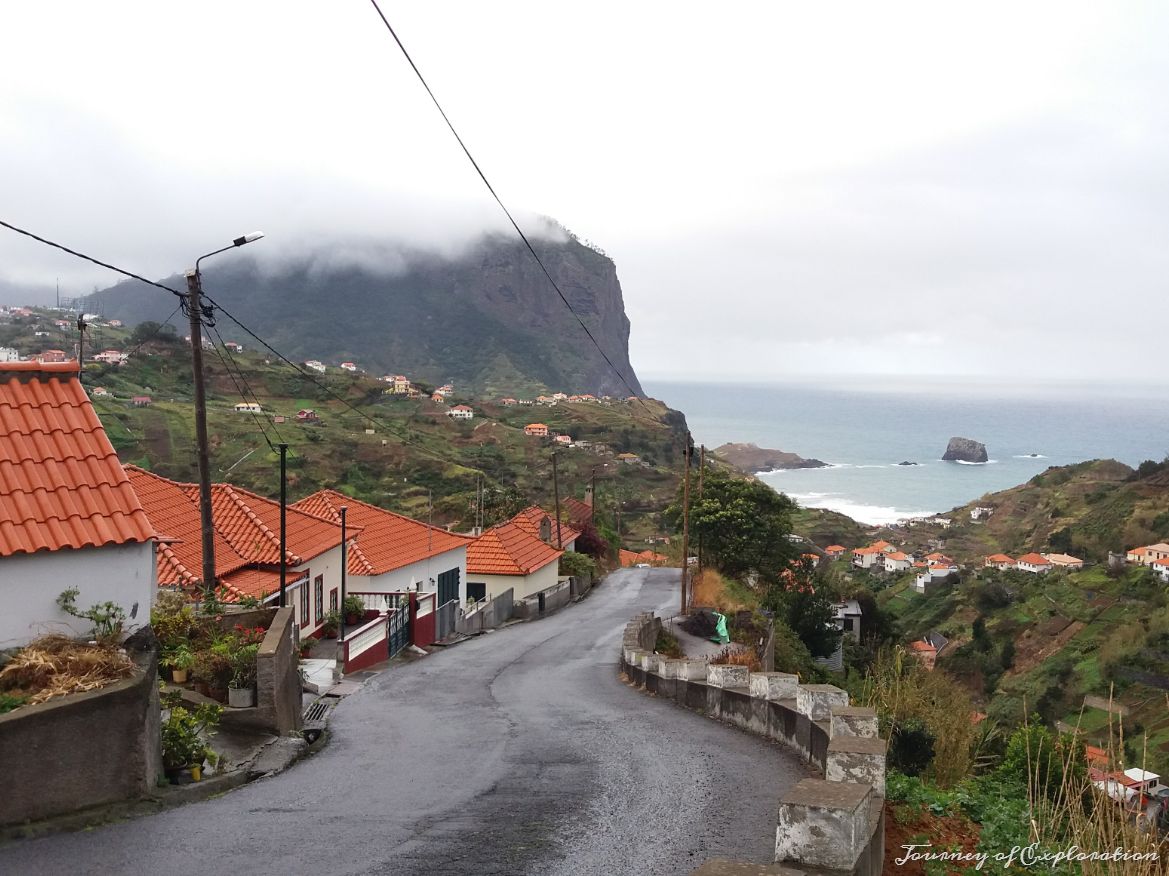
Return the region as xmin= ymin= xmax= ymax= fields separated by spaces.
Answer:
xmin=0 ymin=361 xmax=157 ymax=648
xmin=1016 ymin=553 xmax=1053 ymax=574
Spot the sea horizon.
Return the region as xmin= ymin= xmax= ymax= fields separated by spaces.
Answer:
xmin=644 ymin=377 xmax=1169 ymax=526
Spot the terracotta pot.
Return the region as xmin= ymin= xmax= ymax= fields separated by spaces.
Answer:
xmin=171 ymin=668 xmax=189 ymax=684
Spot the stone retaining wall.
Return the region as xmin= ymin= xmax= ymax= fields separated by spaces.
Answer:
xmin=621 ymin=612 xmax=886 ymax=876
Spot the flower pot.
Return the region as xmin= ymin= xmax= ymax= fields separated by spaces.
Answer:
xmin=345 ymin=613 xmax=361 ymax=626
xmin=228 ymin=686 xmax=255 ymax=709
xmin=171 ymin=668 xmax=189 ymax=684
xmin=207 ymin=686 xmax=228 ymax=704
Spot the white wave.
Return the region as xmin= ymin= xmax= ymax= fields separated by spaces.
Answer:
xmin=1013 ymin=454 xmax=1048 ymax=459
xmin=792 ymin=494 xmax=938 ymax=526
xmin=951 ymin=459 xmax=999 ymax=465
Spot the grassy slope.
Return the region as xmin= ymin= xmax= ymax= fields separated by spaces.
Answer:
xmin=21 ymin=323 xmax=687 ymax=541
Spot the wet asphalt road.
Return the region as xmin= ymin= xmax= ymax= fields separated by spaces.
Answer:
xmin=0 ymin=568 xmax=806 ymax=876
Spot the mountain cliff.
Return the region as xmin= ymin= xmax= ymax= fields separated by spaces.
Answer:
xmin=86 ymin=231 xmax=643 ymax=397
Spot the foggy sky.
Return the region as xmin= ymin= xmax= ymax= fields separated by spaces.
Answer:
xmin=2 ymin=1 xmax=1166 ymax=383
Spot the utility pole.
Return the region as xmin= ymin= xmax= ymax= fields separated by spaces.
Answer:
xmin=186 ymin=269 xmax=217 ymax=597
xmin=697 ymin=444 xmax=705 ymax=571
xmin=339 ymin=505 xmax=348 ymax=646
xmin=552 ymin=451 xmax=563 ymax=548
xmin=183 ymin=233 xmax=265 ymax=600
xmin=680 ymin=433 xmax=692 ymax=615
xmin=76 ymin=315 xmax=86 ymax=372
xmin=279 ymin=443 xmax=288 ymax=608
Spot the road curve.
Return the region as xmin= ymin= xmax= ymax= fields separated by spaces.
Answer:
xmin=0 ymin=568 xmax=807 ymax=876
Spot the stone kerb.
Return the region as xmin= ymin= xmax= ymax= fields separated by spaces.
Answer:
xmin=796 ymin=683 xmax=849 ymax=722
xmin=706 ymin=664 xmax=750 ymax=689
xmin=659 ymin=658 xmax=685 ymax=680
xmin=826 ymin=735 xmax=888 ymax=796
xmin=640 ymin=652 xmax=661 ymax=673
xmin=830 ymin=705 xmax=879 ymax=739
xmin=749 ymin=671 xmax=798 ymax=701
xmin=676 ymin=659 xmax=708 ymax=681
xmin=775 ymin=778 xmax=873 ymax=872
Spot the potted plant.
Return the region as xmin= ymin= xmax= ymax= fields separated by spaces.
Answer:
xmin=320 ymin=610 xmax=341 ymax=639
xmin=227 ymin=643 xmax=259 ymax=708
xmin=342 ymin=594 xmax=365 ymax=626
xmin=298 ymin=637 xmax=314 ymax=659
xmin=204 ymin=641 xmax=234 ymax=703
xmin=162 ymin=645 xmax=195 ymax=684
xmin=161 ymin=698 xmax=221 ymax=783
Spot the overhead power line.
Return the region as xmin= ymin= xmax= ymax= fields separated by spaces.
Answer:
xmin=0 ymin=218 xmax=183 ymax=299
xmin=365 ymin=1 xmax=644 ymax=403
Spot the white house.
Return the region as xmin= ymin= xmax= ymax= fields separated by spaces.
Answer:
xmin=984 ymin=553 xmax=1015 ymax=571
xmin=1043 ymin=553 xmax=1084 ymax=571
xmin=1016 ymin=552 xmax=1053 ymax=574
xmin=304 ymin=360 xmax=326 ymax=373
xmin=0 ymin=347 xmax=19 ymax=362
xmin=883 ymin=551 xmax=912 ymax=572
xmin=446 ymin=404 xmax=474 ymax=420
xmin=233 ymin=402 xmax=263 ymax=414
xmin=92 ymin=350 xmax=127 ymax=365
xmin=971 ymin=506 xmax=994 ymax=522
xmin=0 ymin=361 xmax=157 ymax=648
xmin=340 ymin=362 xmax=357 ymax=372
xmin=1127 ymin=543 xmax=1169 ymax=566
xmin=1154 ymin=558 xmax=1169 ymax=583
xmin=851 ymin=547 xmax=883 ymax=569
xmin=466 ymin=520 xmax=563 ymax=602
xmin=292 ymin=491 xmax=469 ymax=607
xmin=127 ymin=468 xmax=349 ymax=636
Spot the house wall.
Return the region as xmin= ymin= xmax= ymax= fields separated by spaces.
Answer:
xmin=347 ymin=546 xmax=467 ymax=604
xmin=469 ymin=560 xmax=559 ymax=603
xmin=0 ymin=541 xmax=156 ymax=649
xmin=290 ymin=545 xmax=345 ymax=635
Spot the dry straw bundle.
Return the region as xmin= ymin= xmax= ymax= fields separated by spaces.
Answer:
xmin=0 ymin=634 xmax=135 ymax=705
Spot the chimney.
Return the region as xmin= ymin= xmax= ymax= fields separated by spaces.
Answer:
xmin=539 ymin=517 xmax=551 ymax=543
xmin=584 ymin=483 xmax=593 ymax=507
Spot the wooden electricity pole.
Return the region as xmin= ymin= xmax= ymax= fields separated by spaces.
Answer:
xmin=680 ymin=434 xmax=692 ymax=615
xmin=551 ymin=452 xmax=563 ymax=548
xmin=697 ymin=444 xmax=705 ymax=571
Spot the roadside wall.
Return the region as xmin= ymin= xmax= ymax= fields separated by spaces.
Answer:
xmin=0 ymin=632 xmax=162 ymax=826
xmin=221 ymin=607 xmax=302 ymax=735
xmin=621 ymin=612 xmax=885 ymax=876
xmin=455 ymin=588 xmax=514 ymax=635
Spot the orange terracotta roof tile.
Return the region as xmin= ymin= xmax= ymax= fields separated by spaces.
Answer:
xmin=0 ymin=361 xmax=155 ymax=557
xmin=825 ymin=545 xmax=845 ymax=552
xmin=292 ymin=490 xmax=468 ymax=576
xmin=467 ymin=521 xmax=562 ymax=576
xmin=510 ymin=505 xmax=581 ymax=547
xmin=219 ymin=567 xmax=307 ymax=601
xmin=909 ymin=640 xmax=936 ymax=652
xmin=1017 ymin=552 xmax=1051 ymax=565
xmin=126 ymin=467 xmax=347 ymax=593
xmin=562 ymin=497 xmax=594 ymax=528
xmin=986 ymin=553 xmax=1015 ymax=563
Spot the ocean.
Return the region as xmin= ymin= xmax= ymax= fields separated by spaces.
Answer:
xmin=644 ymin=378 xmax=1169 ymax=526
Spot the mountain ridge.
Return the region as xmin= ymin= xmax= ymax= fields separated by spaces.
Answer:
xmin=85 ymin=231 xmax=643 ymax=398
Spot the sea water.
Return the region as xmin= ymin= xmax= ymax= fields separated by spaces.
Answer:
xmin=645 ymin=378 xmax=1169 ymax=526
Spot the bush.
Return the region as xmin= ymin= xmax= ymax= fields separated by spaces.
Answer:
xmin=559 ymin=551 xmax=595 ymax=578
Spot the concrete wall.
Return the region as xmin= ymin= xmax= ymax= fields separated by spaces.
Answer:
xmin=456 ymin=588 xmax=514 ymax=635
xmin=620 ymin=612 xmax=886 ymax=876
xmin=470 ymin=559 xmax=559 ymax=603
xmin=512 ymin=577 xmax=573 ymax=620
xmin=0 ymin=541 xmax=156 ymax=649
xmin=220 ymin=607 xmax=302 ymax=735
xmin=347 ymin=546 xmax=468 ymax=604
xmin=0 ymin=630 xmax=162 ymax=825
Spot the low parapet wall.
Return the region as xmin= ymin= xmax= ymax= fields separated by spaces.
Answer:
xmin=0 ymin=631 xmax=162 ymax=826
xmin=621 ymin=613 xmax=886 ymax=876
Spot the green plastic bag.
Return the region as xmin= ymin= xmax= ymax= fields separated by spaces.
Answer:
xmin=711 ymin=611 xmax=730 ymax=645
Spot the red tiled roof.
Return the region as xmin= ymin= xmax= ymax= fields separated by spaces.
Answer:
xmin=825 ymin=545 xmax=846 ymax=552
xmin=1017 ymin=552 xmax=1050 ymax=565
xmin=562 ymin=497 xmax=594 ymax=528
xmin=292 ymin=490 xmax=468 ymax=576
xmin=0 ymin=361 xmax=155 ymax=557
xmin=510 ymin=505 xmax=581 ymax=546
xmin=909 ymin=640 xmax=936 ymax=653
xmin=467 ymin=521 xmax=562 ymax=576
xmin=986 ymin=553 xmax=1015 ymax=563
xmin=218 ymin=566 xmax=308 ymax=601
xmin=885 ymin=551 xmax=909 ymax=561
xmin=126 ymin=467 xmax=346 ymax=593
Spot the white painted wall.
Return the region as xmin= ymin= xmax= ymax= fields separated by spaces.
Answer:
xmin=468 ymin=559 xmax=559 ymax=602
xmin=0 ymin=541 xmax=156 ymax=648
xmin=345 ymin=546 xmax=467 ymax=603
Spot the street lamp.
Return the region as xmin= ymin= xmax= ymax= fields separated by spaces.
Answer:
xmin=185 ymin=232 xmax=265 ymax=597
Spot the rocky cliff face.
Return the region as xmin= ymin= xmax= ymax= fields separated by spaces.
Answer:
xmin=87 ymin=232 xmax=643 ymax=397
xmin=941 ymin=436 xmax=988 ymax=463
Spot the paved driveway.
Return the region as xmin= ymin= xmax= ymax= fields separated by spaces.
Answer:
xmin=0 ymin=568 xmax=806 ymax=876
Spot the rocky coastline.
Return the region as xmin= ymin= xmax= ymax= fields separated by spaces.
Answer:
xmin=713 ymin=442 xmax=828 ymax=473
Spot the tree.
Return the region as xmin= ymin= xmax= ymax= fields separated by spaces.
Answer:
xmin=573 ymin=522 xmax=610 ymax=562
xmin=666 ymin=466 xmax=797 ymax=580
xmin=480 ymin=485 xmax=528 ymax=527
xmin=774 ymin=583 xmax=842 ymax=659
xmin=128 ymin=320 xmax=176 ymax=347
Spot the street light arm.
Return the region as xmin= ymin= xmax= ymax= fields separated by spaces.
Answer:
xmin=193 ymin=232 xmax=265 ymax=274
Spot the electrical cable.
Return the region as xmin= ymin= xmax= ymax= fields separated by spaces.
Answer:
xmin=365 ymin=1 xmax=645 ymax=404
xmin=207 ymin=325 xmax=280 ymax=453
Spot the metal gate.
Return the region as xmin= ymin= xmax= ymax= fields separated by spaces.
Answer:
xmin=388 ymin=603 xmax=411 ymax=658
